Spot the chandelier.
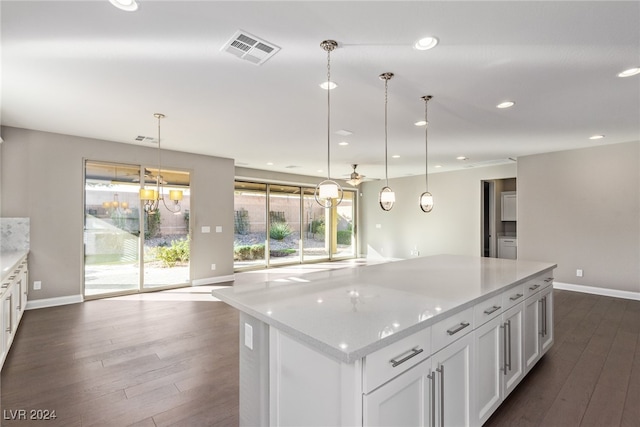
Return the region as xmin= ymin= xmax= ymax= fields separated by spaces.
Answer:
xmin=139 ymin=113 xmax=183 ymax=215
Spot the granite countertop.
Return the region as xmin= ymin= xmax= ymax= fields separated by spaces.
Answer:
xmin=1 ymin=250 xmax=29 ymax=284
xmin=212 ymin=254 xmax=556 ymax=363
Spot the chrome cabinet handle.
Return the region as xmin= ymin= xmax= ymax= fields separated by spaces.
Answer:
xmin=510 ymin=293 xmax=523 ymax=301
xmin=542 ymin=296 xmax=548 ymax=337
xmin=501 ymin=323 xmax=508 ymax=375
xmin=529 ymin=284 xmax=540 ymax=291
xmin=428 ymin=371 xmax=436 ymax=427
xmin=544 ymin=277 xmax=554 ymax=283
xmin=437 ymin=365 xmax=445 ymax=427
xmin=390 ymin=347 xmax=424 ymax=368
xmin=446 ymin=321 xmax=470 ymax=336
xmin=483 ymin=305 xmax=501 ymax=315
xmin=506 ymin=319 xmax=512 ymax=371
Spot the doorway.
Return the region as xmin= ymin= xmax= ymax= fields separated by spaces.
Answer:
xmin=481 ymin=177 xmax=517 ymax=258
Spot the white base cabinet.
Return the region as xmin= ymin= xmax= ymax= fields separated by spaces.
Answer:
xmin=246 ymin=271 xmax=554 ymax=427
xmin=1 ymin=256 xmax=28 ymax=371
xmin=524 ymin=277 xmax=554 ymax=372
xmin=364 ymin=358 xmax=433 ymax=427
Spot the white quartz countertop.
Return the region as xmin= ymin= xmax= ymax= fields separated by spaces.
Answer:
xmin=212 ymin=254 xmax=556 ymax=363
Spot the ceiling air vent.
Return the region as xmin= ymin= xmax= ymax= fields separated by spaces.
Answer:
xmin=221 ymin=30 xmax=280 ymax=65
xmin=135 ymin=136 xmax=157 ymax=144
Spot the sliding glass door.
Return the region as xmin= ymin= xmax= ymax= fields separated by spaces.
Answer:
xmin=234 ymin=180 xmax=356 ymax=270
xmin=84 ymin=161 xmax=190 ymax=298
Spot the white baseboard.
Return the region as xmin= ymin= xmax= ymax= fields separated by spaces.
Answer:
xmin=26 ymin=294 xmax=84 ymax=310
xmin=553 ymin=282 xmax=640 ymax=301
xmin=192 ymin=274 xmax=235 ymax=286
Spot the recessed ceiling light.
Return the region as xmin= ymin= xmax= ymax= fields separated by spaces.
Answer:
xmin=456 ymin=156 xmax=468 ymax=160
xmin=589 ymin=134 xmax=605 ymax=140
xmin=414 ymin=36 xmax=439 ymax=51
xmin=338 ymin=141 xmax=349 ymax=146
xmin=496 ymin=101 xmax=515 ymax=109
xmin=320 ymin=81 xmax=338 ymax=90
xmin=335 ymin=129 xmax=353 ymax=136
xmin=618 ymin=67 xmax=640 ymax=78
xmin=414 ymin=120 xmax=427 ymax=126
xmin=109 ymin=0 xmax=138 ymax=11
xmin=266 ymin=162 xmax=274 ymax=165
xmin=392 ymin=155 xmax=400 ymax=159
xmin=435 ymin=165 xmax=442 ymax=168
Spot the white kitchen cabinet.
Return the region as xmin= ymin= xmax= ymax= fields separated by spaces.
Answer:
xmin=473 ymin=301 xmax=524 ymax=425
xmin=432 ymin=332 xmax=474 ymax=427
xmin=1 ymin=287 xmax=14 ymax=365
xmin=497 ymin=237 xmax=517 ymax=260
xmin=364 ymin=358 xmax=433 ymax=427
xmin=501 ymin=191 xmax=517 ymax=221
xmin=502 ymin=303 xmax=524 ymax=397
xmin=474 ymin=314 xmax=502 ymax=425
xmin=524 ymin=278 xmax=554 ymax=372
xmin=1 ymin=255 xmax=29 ymax=371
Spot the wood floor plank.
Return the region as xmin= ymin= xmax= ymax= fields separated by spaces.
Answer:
xmin=2 ymin=286 xmax=637 ymax=427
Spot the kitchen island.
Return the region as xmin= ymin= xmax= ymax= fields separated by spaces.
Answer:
xmin=213 ymin=254 xmax=556 ymax=426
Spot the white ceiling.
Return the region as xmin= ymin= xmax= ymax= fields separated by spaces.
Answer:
xmin=2 ymin=1 xmax=639 ymax=182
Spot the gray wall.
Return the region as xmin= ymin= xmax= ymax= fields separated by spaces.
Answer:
xmin=0 ymin=126 xmax=235 ymax=301
xmin=518 ymin=141 xmax=639 ymax=293
xmin=359 ymin=163 xmax=517 ymax=259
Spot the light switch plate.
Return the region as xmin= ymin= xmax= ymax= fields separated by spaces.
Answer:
xmin=244 ymin=323 xmax=253 ymax=350
xmin=215 ymin=226 xmax=222 ymax=233
xmin=202 ymin=226 xmax=211 ymax=233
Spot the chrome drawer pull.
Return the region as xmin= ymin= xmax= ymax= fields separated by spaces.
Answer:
xmin=390 ymin=347 xmax=424 ymax=367
xmin=446 ymin=321 xmax=470 ymax=335
xmin=529 ymin=284 xmax=540 ymax=291
xmin=483 ymin=305 xmax=501 ymax=315
xmin=509 ymin=293 xmax=523 ymax=301
xmin=544 ymin=277 xmax=554 ymax=283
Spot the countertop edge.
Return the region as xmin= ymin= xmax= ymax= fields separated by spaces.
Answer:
xmin=213 ymin=261 xmax=557 ymax=364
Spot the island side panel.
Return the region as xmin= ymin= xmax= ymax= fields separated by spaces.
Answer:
xmin=239 ymin=313 xmax=270 ymax=427
xmin=269 ymin=327 xmax=361 ymax=426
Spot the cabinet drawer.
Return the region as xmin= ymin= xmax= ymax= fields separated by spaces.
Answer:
xmin=473 ymin=293 xmax=504 ymax=327
xmin=363 ymin=327 xmax=431 ymax=393
xmin=502 ymin=284 xmax=525 ymax=309
xmin=432 ymin=306 xmax=474 ymax=353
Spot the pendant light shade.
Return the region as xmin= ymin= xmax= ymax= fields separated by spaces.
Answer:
xmin=315 ymin=39 xmax=344 ymax=208
xmin=419 ymin=95 xmax=434 ymax=212
xmin=379 ymin=72 xmax=395 ymax=211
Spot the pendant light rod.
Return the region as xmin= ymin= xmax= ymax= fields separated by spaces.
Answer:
xmin=419 ymin=95 xmax=434 ymax=213
xmin=380 ymin=72 xmax=393 ymax=187
xmin=422 ymin=96 xmax=432 ymax=191
xmin=378 ymin=72 xmax=395 ymax=211
xmin=315 ymin=39 xmax=343 ymax=208
xmin=321 ymin=40 xmax=337 ymax=181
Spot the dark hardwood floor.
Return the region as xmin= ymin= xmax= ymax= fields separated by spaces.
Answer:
xmin=1 ymin=288 xmax=639 ymax=426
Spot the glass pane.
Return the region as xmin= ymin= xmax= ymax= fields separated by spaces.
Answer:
xmin=84 ymin=161 xmax=141 ymax=296
xmin=334 ymin=190 xmax=356 ymax=258
xmin=268 ymin=185 xmax=301 ymax=265
xmin=234 ymin=182 xmax=267 ymax=269
xmin=302 ymin=187 xmax=330 ymax=261
xmin=142 ymin=168 xmax=191 ymax=289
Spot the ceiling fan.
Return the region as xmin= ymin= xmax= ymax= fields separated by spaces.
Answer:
xmin=345 ymin=164 xmax=365 ymax=186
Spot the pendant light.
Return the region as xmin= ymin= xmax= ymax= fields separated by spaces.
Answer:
xmin=419 ymin=95 xmax=434 ymax=212
xmin=314 ymin=40 xmax=344 ymax=208
xmin=139 ymin=113 xmax=183 ymax=215
xmin=379 ymin=72 xmax=395 ymax=211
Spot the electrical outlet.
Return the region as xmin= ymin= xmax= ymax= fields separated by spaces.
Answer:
xmin=211 ymin=264 xmax=216 ymax=270
xmin=576 ymin=269 xmax=583 ymax=277
xmin=34 ymin=280 xmax=42 ymax=290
